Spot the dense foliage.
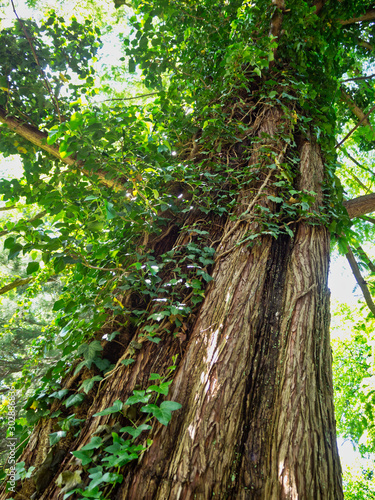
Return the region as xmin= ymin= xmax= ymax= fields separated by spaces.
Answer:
xmin=0 ymin=0 xmax=375 ymax=498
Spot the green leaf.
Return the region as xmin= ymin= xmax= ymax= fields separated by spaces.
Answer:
xmin=93 ymin=399 xmax=123 ymax=417
xmin=121 ymin=358 xmax=135 ymax=366
xmin=140 ymin=404 xmax=172 ymax=426
xmin=8 ymin=243 xmax=23 ymax=260
xmin=77 ymin=341 xmax=103 ymax=361
xmin=125 ymin=391 xmax=150 ymax=405
xmin=160 ymin=401 xmax=182 ymax=411
xmin=119 ymin=423 xmax=151 ymax=438
xmin=71 ymin=449 xmax=94 ymax=466
xmin=26 ymin=261 xmax=40 ymax=274
xmin=79 ymin=376 xmax=103 ymax=394
xmin=49 ymin=430 xmax=66 ymax=446
xmin=80 ymin=436 xmax=103 ymax=451
xmin=64 ymin=393 xmax=85 ymax=408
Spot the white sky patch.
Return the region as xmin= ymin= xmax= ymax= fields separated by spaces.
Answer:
xmin=0 ymin=0 xmax=37 ymax=28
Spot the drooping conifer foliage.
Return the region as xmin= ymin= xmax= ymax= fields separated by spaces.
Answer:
xmin=1 ymin=1 xmax=375 ymax=498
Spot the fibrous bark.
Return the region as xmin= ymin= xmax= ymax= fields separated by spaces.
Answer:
xmin=3 ymin=107 xmax=344 ymax=500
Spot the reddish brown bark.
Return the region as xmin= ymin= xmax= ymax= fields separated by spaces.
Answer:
xmin=0 ymin=107 xmax=344 ymax=500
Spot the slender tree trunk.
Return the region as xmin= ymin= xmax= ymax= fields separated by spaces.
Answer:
xmin=1 ymin=109 xmax=343 ymax=500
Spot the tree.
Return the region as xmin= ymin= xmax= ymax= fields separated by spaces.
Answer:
xmin=1 ymin=0 xmax=375 ymax=498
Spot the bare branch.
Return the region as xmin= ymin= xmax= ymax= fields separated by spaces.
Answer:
xmin=0 ymin=205 xmax=18 ymax=212
xmin=338 ymin=148 xmax=375 ymax=177
xmin=341 ymin=73 xmax=375 ymax=83
xmin=340 ymin=9 xmax=375 ymax=25
xmin=98 ymin=92 xmax=160 ymax=103
xmin=343 ymin=193 xmax=375 ymax=219
xmin=346 ymin=245 xmax=375 ymax=315
xmin=350 ymin=172 xmax=372 ymax=193
xmin=335 ymin=103 xmax=375 ymax=149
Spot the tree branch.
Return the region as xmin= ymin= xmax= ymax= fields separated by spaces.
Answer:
xmin=343 ymin=193 xmax=375 ymax=219
xmin=0 ymin=277 xmax=33 ymax=296
xmin=340 ymin=87 xmax=371 ymax=127
xmin=341 ymin=73 xmax=375 ymax=83
xmin=335 ymin=103 xmax=375 ymax=149
xmin=356 ymin=245 xmax=375 ymax=273
xmin=360 ymin=214 xmax=375 ymax=224
xmin=340 ymin=9 xmax=375 ymax=25
xmin=314 ymin=1 xmax=326 ymax=15
xmin=338 ymin=148 xmax=375 ymax=177
xmin=358 ymin=39 xmax=374 ymax=51
xmin=346 ymin=245 xmax=375 ymax=316
xmin=0 ymin=107 xmax=119 ymax=190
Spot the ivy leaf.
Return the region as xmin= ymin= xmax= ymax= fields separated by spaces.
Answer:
xmin=49 ymin=430 xmax=67 ymax=446
xmin=119 ymin=423 xmax=151 ymax=438
xmin=77 ymin=341 xmax=103 ymax=361
xmin=64 ymin=393 xmax=85 ymax=408
xmin=80 ymin=436 xmax=103 ymax=451
xmin=79 ymin=376 xmax=103 ymax=394
xmin=93 ymin=399 xmax=123 ymax=417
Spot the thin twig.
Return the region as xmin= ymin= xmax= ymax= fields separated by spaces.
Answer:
xmin=338 ymin=147 xmax=375 ymax=177
xmin=341 ymin=73 xmax=375 ymax=82
xmin=98 ymin=92 xmax=160 ymax=103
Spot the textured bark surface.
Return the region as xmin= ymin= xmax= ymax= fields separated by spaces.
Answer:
xmin=1 ymin=110 xmax=343 ymax=500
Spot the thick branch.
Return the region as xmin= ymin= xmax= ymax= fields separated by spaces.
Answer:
xmin=346 ymin=245 xmax=375 ymax=315
xmin=340 ymin=9 xmax=375 ymax=25
xmin=0 ymin=107 xmax=118 ymax=190
xmin=343 ymin=193 xmax=375 ymax=218
xmin=358 ymin=39 xmax=374 ymax=51
xmin=0 ymin=277 xmax=33 ymax=296
xmin=340 ymin=88 xmax=371 ymax=127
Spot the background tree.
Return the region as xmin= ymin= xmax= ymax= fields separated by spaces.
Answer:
xmin=0 ymin=0 xmax=375 ymax=499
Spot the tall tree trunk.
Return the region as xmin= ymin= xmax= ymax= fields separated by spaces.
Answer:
xmin=1 ymin=109 xmax=343 ymax=500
